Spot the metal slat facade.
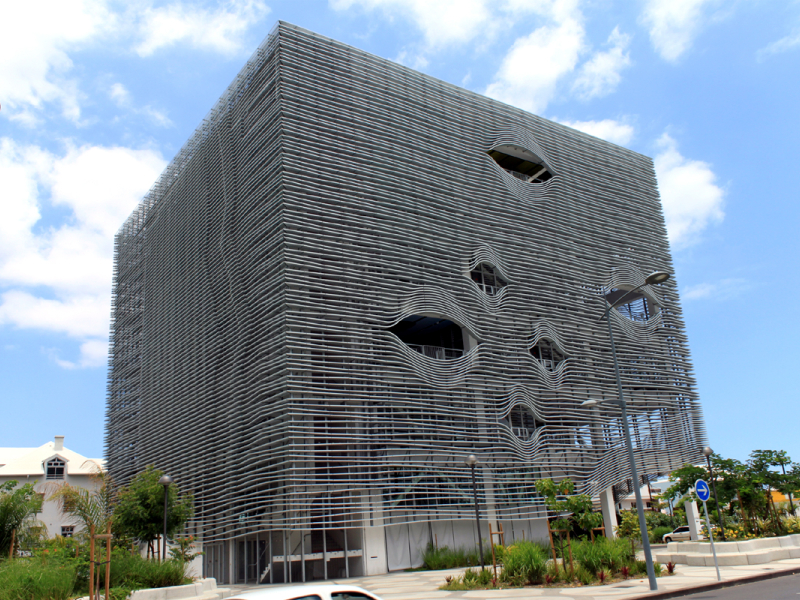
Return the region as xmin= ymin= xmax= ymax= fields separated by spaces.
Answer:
xmin=106 ymin=22 xmax=705 ymax=583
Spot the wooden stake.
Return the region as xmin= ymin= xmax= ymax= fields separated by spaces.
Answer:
xmin=489 ymin=524 xmax=497 ymax=578
xmin=546 ymin=519 xmax=558 ymax=575
xmin=566 ymin=531 xmax=574 ymax=576
xmin=105 ymin=521 xmax=112 ymax=600
xmin=89 ymin=524 xmax=95 ymax=600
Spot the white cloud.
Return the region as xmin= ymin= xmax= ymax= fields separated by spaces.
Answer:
xmin=52 ymin=339 xmax=109 ymax=369
xmin=0 ymin=0 xmax=113 ymax=124
xmin=330 ymin=0 xmax=491 ymax=48
xmin=0 ymin=1 xmax=270 ymax=124
xmin=394 ymin=50 xmax=430 ymax=71
xmin=572 ymin=27 xmax=631 ymax=99
xmin=484 ymin=2 xmax=585 ymax=113
xmin=640 ymin=0 xmax=714 ymax=62
xmin=109 ymin=82 xmax=131 ymax=106
xmin=654 ymin=133 xmax=724 ymax=248
xmin=556 ymin=119 xmax=634 ymax=145
xmin=0 ymin=291 xmax=110 ymax=339
xmin=134 ymin=0 xmax=271 ymax=57
xmin=107 ymin=81 xmax=173 ymax=127
xmin=682 ymin=278 xmax=748 ymax=301
xmin=757 ymin=29 xmax=800 ymax=60
xmin=0 ymin=138 xmax=166 ymax=368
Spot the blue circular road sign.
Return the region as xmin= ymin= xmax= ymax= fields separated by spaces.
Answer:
xmin=695 ymin=479 xmax=711 ymax=503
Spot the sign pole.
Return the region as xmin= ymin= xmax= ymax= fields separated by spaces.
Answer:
xmin=696 ymin=480 xmax=721 ymax=582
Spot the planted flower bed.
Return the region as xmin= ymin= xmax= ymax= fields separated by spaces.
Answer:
xmin=439 ymin=538 xmax=674 ymax=591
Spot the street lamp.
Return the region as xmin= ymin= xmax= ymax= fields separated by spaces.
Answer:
xmin=702 ymin=447 xmax=726 ymax=540
xmin=581 ymin=269 xmax=671 ymax=592
xmin=159 ymin=475 xmax=173 ymax=561
xmin=464 ymin=454 xmax=485 ymax=571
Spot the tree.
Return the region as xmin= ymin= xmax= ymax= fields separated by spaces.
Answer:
xmin=535 ymin=478 xmax=603 ymax=533
xmin=664 ymin=463 xmax=708 ymax=502
xmin=0 ymin=480 xmax=43 ymax=557
xmin=114 ymin=466 xmax=193 ymax=555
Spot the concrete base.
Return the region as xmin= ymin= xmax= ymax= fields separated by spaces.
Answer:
xmin=123 ymin=578 xmax=232 ymax=600
xmin=654 ymin=533 xmax=800 ymax=567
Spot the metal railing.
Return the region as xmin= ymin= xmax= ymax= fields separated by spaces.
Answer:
xmin=407 ymin=344 xmax=464 ymax=360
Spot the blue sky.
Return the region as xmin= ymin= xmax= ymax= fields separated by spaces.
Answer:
xmin=1 ymin=0 xmax=798 ymax=465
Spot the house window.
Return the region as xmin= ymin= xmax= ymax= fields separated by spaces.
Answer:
xmin=488 ymin=145 xmax=553 ymax=183
xmin=389 ymin=315 xmax=466 ymax=359
xmin=530 ymin=338 xmax=566 ymax=371
xmin=604 ymin=288 xmax=658 ymax=322
xmin=470 ymin=263 xmax=507 ymax=296
xmin=61 ymin=526 xmax=75 ymax=538
xmin=46 ymin=457 xmax=66 ymax=480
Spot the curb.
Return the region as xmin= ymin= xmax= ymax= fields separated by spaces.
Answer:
xmin=624 ymin=566 xmax=800 ymax=600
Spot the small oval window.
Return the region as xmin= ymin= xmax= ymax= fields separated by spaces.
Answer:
xmin=605 ymin=288 xmax=659 ymax=322
xmin=530 ymin=338 xmax=566 ymax=371
xmin=470 ymin=263 xmax=507 ymax=296
xmin=488 ymin=144 xmax=553 ymax=183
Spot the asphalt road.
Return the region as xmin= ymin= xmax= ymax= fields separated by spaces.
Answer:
xmin=676 ymin=573 xmax=800 ymax=600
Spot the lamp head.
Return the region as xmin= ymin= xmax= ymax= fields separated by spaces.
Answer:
xmin=645 ymin=271 xmax=670 ymax=285
xmin=702 ymin=446 xmax=713 ymax=458
xmin=581 ymin=400 xmax=599 ymax=407
xmin=159 ymin=475 xmax=174 ymax=487
xmin=465 ymin=454 xmax=478 ymax=467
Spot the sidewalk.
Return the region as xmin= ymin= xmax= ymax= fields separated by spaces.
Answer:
xmin=228 ymin=557 xmax=800 ymax=599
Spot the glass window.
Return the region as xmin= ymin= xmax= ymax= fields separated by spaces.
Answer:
xmin=46 ymin=457 xmax=66 ymax=480
xmin=61 ymin=526 xmax=75 ymax=537
xmin=331 ymin=593 xmax=378 ymax=600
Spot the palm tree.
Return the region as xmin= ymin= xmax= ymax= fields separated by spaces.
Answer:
xmin=49 ymin=461 xmax=114 ymax=535
xmin=0 ymin=480 xmax=43 ymax=556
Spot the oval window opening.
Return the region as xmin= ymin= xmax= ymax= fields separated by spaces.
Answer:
xmin=488 ymin=144 xmax=553 ymax=183
xmin=389 ymin=315 xmax=465 ymax=360
xmin=530 ymin=338 xmax=566 ymax=371
xmin=605 ymin=288 xmax=659 ymax=322
xmin=470 ymin=263 xmax=507 ymax=296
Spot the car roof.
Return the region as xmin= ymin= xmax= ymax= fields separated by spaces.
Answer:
xmin=227 ymin=584 xmax=380 ymax=600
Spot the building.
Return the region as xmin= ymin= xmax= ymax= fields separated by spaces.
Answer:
xmin=0 ymin=436 xmax=104 ymax=539
xmin=106 ymin=22 xmax=706 ymax=584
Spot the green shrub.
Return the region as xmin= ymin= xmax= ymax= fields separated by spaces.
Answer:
xmin=0 ymin=558 xmax=76 ymax=600
xmin=653 ymin=561 xmax=662 ymax=576
xmin=422 ymin=543 xmax=491 ymax=570
xmin=651 ymin=526 xmax=673 ymax=544
xmin=572 ymin=539 xmax=607 ymax=574
xmin=608 ymin=537 xmax=635 ymax=571
xmin=104 ymin=551 xmax=188 ymax=589
xmin=576 ymin=565 xmax=595 ymax=585
xmin=500 ymin=541 xmax=548 ymax=585
xmin=630 ymin=559 xmax=647 ymax=576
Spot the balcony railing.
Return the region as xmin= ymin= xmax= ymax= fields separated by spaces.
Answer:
xmin=407 ymin=344 xmax=464 ymax=360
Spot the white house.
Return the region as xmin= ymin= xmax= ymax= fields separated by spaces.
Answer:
xmin=0 ymin=435 xmax=105 ymax=538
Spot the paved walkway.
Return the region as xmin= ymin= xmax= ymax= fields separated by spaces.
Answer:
xmin=228 ymin=557 xmax=800 ymax=600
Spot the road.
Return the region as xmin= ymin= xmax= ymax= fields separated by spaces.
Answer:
xmin=676 ymin=573 xmax=800 ymax=600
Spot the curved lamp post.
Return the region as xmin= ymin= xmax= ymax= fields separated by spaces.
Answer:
xmin=582 ymin=270 xmax=670 ymax=592
xmin=464 ymin=454 xmax=485 ymax=570
xmin=159 ymin=475 xmax=173 ymax=561
xmin=703 ymin=446 xmax=726 ymax=540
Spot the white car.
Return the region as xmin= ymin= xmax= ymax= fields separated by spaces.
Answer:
xmin=662 ymin=525 xmax=692 ymax=543
xmin=228 ymin=584 xmax=384 ymax=600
